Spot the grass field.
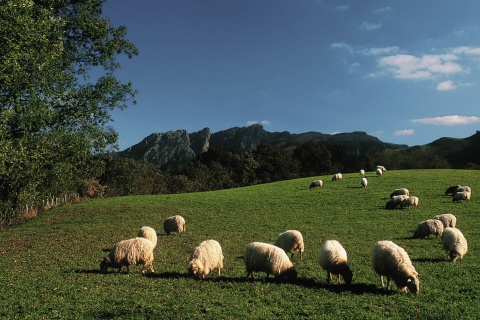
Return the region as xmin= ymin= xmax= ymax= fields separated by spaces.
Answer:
xmin=0 ymin=169 xmax=479 ymax=319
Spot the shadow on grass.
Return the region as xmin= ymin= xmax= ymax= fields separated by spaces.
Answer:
xmin=411 ymin=257 xmax=445 ymax=263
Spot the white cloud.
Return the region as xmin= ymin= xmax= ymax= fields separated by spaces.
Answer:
xmin=412 ymin=115 xmax=480 ymax=126
xmin=395 ymin=129 xmax=415 ymax=136
xmin=330 ymin=42 xmax=354 ymax=54
xmin=246 ymin=120 xmax=271 ymax=126
xmin=365 ymin=47 xmax=400 ymax=56
xmin=436 ymin=80 xmax=456 ymax=91
xmin=330 ymin=131 xmax=342 ymax=135
xmin=374 ymin=6 xmax=393 ymax=14
xmin=452 ymin=46 xmax=480 ymax=56
xmin=360 ymin=21 xmax=382 ymax=31
xmin=335 ymin=5 xmax=349 ymax=11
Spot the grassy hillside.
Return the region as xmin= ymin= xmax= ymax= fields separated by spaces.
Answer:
xmin=0 ymin=169 xmax=479 ymax=319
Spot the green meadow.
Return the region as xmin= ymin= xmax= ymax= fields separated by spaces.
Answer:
xmin=0 ymin=169 xmax=479 ymax=319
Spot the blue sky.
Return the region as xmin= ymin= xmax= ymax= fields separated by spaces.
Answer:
xmin=102 ymin=0 xmax=480 ymax=150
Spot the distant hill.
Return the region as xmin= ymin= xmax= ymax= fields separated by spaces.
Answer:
xmin=118 ymin=124 xmax=408 ymax=172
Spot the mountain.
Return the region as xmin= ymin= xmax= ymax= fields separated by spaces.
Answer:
xmin=119 ymin=124 xmax=407 ymax=172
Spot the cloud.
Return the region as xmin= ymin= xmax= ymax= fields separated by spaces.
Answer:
xmin=436 ymin=80 xmax=456 ymax=91
xmin=335 ymin=5 xmax=349 ymax=11
xmin=395 ymin=129 xmax=415 ymax=136
xmin=364 ymin=47 xmax=400 ymax=56
xmin=360 ymin=21 xmax=382 ymax=31
xmin=412 ymin=115 xmax=480 ymax=126
xmin=330 ymin=42 xmax=354 ymax=54
xmin=374 ymin=6 xmax=393 ymax=14
xmin=378 ymin=54 xmax=467 ymax=80
xmin=452 ymin=46 xmax=480 ymax=56
xmin=246 ymin=120 xmax=271 ymax=126
xmin=330 ymin=131 xmax=342 ymax=135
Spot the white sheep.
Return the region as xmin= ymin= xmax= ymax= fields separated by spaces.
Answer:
xmin=386 ymin=195 xmax=408 ymax=210
xmin=332 ymin=173 xmax=343 ymax=181
xmin=375 ymin=168 xmax=383 ymax=177
xmin=360 ymin=169 xmax=365 ymax=176
xmin=137 ymin=226 xmax=157 ymax=248
xmin=188 ymin=239 xmax=224 ymax=279
xmin=442 ymin=227 xmax=468 ymax=263
xmin=372 ymin=240 xmax=419 ymax=294
xmin=452 ymin=191 xmax=471 ymax=202
xmin=100 ymin=237 xmax=155 ymax=274
xmin=318 ymin=240 xmax=353 ymax=285
xmin=390 ymin=188 xmax=409 ymax=198
xmin=164 ymin=215 xmax=186 ymax=235
xmin=376 ymin=165 xmax=387 ymax=172
xmin=361 ymin=177 xmax=368 ymax=188
xmin=400 ymin=196 xmax=419 ymax=209
xmin=412 ymin=219 xmax=444 ymax=239
xmin=434 ymin=213 xmax=457 ymax=228
xmin=273 ymin=230 xmax=305 ymax=260
xmin=452 ymin=186 xmax=472 ymax=196
xmin=244 ymin=242 xmax=297 ymax=280
xmin=309 ymin=179 xmax=323 ymax=189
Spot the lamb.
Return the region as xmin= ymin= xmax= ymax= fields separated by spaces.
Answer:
xmin=434 ymin=213 xmax=456 ymax=228
xmin=309 ymin=179 xmax=323 ymax=189
xmin=244 ymin=242 xmax=297 ymax=280
xmin=318 ymin=240 xmax=353 ymax=285
xmin=361 ymin=177 xmax=368 ymax=188
xmin=412 ymin=219 xmax=444 ymax=239
xmin=372 ymin=240 xmax=419 ymax=294
xmin=273 ymin=230 xmax=305 ymax=260
xmin=375 ymin=168 xmax=383 ymax=177
xmin=164 ymin=215 xmax=186 ymax=235
xmin=100 ymin=237 xmax=155 ymax=274
xmin=377 ymin=165 xmax=387 ymax=172
xmin=137 ymin=226 xmax=157 ymax=248
xmin=445 ymin=185 xmax=462 ymax=196
xmin=360 ymin=169 xmax=365 ymax=176
xmin=390 ymin=188 xmax=409 ymax=198
xmin=400 ymin=196 xmax=419 ymax=209
xmin=332 ymin=173 xmax=343 ymax=181
xmin=452 ymin=191 xmax=471 ymax=202
xmin=188 ymin=239 xmax=224 ymax=279
xmin=385 ymin=195 xmax=408 ymax=210
xmin=442 ymin=227 xmax=468 ymax=263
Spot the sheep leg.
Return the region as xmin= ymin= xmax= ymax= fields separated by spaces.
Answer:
xmin=326 ymin=271 xmax=332 ymax=283
xmin=336 ymin=274 xmax=341 ymax=285
xmin=380 ymin=275 xmax=385 ymax=287
xmin=300 ymin=251 xmax=303 ymax=260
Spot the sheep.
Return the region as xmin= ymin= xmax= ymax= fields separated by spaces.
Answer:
xmin=412 ymin=219 xmax=444 ymax=239
xmin=386 ymin=195 xmax=408 ymax=210
xmin=452 ymin=186 xmax=472 ymax=196
xmin=361 ymin=177 xmax=368 ymax=188
xmin=390 ymin=188 xmax=409 ymax=198
xmin=100 ymin=237 xmax=155 ymax=274
xmin=434 ymin=213 xmax=456 ymax=228
xmin=273 ymin=230 xmax=305 ymax=260
xmin=452 ymin=191 xmax=471 ymax=202
xmin=188 ymin=239 xmax=224 ymax=279
xmin=164 ymin=215 xmax=186 ymax=235
xmin=377 ymin=165 xmax=387 ymax=172
xmin=445 ymin=185 xmax=462 ymax=196
xmin=309 ymin=179 xmax=323 ymax=189
xmin=360 ymin=169 xmax=365 ymax=176
xmin=375 ymin=168 xmax=383 ymax=177
xmin=137 ymin=226 xmax=157 ymax=248
xmin=372 ymin=240 xmax=419 ymax=294
xmin=400 ymin=196 xmax=419 ymax=209
xmin=332 ymin=173 xmax=343 ymax=181
xmin=244 ymin=242 xmax=297 ymax=280
xmin=442 ymin=227 xmax=468 ymax=263
xmin=318 ymin=240 xmax=353 ymax=285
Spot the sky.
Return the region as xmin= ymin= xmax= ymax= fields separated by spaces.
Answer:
xmin=101 ymin=0 xmax=480 ymax=150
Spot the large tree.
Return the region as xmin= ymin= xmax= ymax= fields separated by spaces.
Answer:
xmin=0 ymin=0 xmax=137 ymax=222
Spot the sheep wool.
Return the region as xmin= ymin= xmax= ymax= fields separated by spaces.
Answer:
xmin=360 ymin=169 xmax=365 ymax=176
xmin=188 ymin=239 xmax=224 ymax=279
xmin=332 ymin=173 xmax=343 ymax=181
xmin=137 ymin=226 xmax=157 ymax=248
xmin=274 ymin=230 xmax=305 ymax=260
xmin=309 ymin=180 xmax=323 ymax=189
xmin=434 ymin=213 xmax=457 ymax=228
xmin=164 ymin=215 xmax=186 ymax=235
xmin=244 ymin=242 xmax=297 ymax=280
xmin=361 ymin=177 xmax=368 ymax=188
xmin=375 ymin=168 xmax=383 ymax=177
xmin=318 ymin=240 xmax=353 ymax=285
xmin=372 ymin=240 xmax=419 ymax=294
xmin=413 ymin=219 xmax=444 ymax=239
xmin=452 ymin=191 xmax=471 ymax=202
xmin=376 ymin=165 xmax=387 ymax=172
xmin=442 ymin=227 xmax=468 ymax=263
xmin=386 ymin=195 xmax=408 ymax=210
xmin=400 ymin=196 xmax=419 ymax=209
xmin=390 ymin=188 xmax=409 ymax=198
xmin=100 ymin=237 xmax=155 ymax=274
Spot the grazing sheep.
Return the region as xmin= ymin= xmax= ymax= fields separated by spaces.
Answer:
xmin=137 ymin=226 xmax=157 ymax=248
xmin=413 ymin=219 xmax=444 ymax=239
xmin=386 ymin=195 xmax=408 ymax=210
xmin=164 ymin=215 xmax=186 ymax=235
xmin=445 ymin=185 xmax=462 ymax=196
xmin=309 ymin=179 xmax=323 ymax=189
xmin=360 ymin=169 xmax=365 ymax=176
xmin=332 ymin=173 xmax=343 ymax=181
xmin=244 ymin=242 xmax=297 ymax=280
xmin=400 ymin=196 xmax=419 ymax=209
xmin=434 ymin=213 xmax=457 ymax=228
xmin=452 ymin=191 xmax=471 ymax=202
xmin=390 ymin=188 xmax=409 ymax=198
xmin=100 ymin=237 xmax=155 ymax=274
xmin=188 ymin=239 xmax=224 ymax=279
xmin=452 ymin=186 xmax=472 ymax=196
xmin=274 ymin=230 xmax=305 ymax=260
xmin=372 ymin=240 xmax=419 ymax=294
xmin=377 ymin=165 xmax=387 ymax=172
xmin=442 ymin=227 xmax=468 ymax=263
xmin=318 ymin=240 xmax=353 ymax=285
xmin=375 ymin=168 xmax=383 ymax=177
xmin=361 ymin=177 xmax=368 ymax=188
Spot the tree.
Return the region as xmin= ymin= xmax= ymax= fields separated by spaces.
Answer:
xmin=0 ymin=0 xmax=137 ymax=223
xmin=293 ymin=141 xmax=333 ymax=177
